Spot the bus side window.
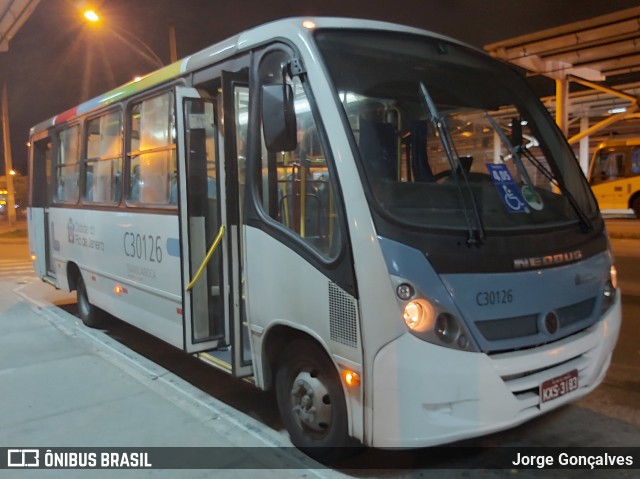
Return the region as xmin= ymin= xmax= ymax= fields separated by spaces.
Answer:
xmin=258 ymin=51 xmax=341 ymax=259
xmin=126 ymin=92 xmax=177 ymax=207
xmin=54 ymin=125 xmax=80 ymax=204
xmin=594 ymin=150 xmax=623 ymax=184
xmin=631 ymin=147 xmax=640 ymax=175
xmin=84 ymin=110 xmax=122 ymax=204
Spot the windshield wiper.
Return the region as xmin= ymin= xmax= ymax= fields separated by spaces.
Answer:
xmin=485 ymin=114 xmax=592 ymax=233
xmin=519 ymin=143 xmax=593 ymax=233
xmin=485 ymin=114 xmax=537 ymax=195
xmin=419 ymin=82 xmax=484 ymax=244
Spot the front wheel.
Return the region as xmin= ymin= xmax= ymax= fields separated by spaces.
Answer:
xmin=76 ymin=274 xmax=104 ymax=328
xmin=275 ymin=339 xmax=355 ymax=462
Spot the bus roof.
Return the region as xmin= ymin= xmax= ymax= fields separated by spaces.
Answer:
xmin=28 ymin=17 xmax=457 ymax=135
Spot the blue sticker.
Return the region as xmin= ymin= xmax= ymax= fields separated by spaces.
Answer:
xmin=166 ymin=238 xmax=181 ymax=257
xmin=486 ymin=164 xmax=528 ymax=213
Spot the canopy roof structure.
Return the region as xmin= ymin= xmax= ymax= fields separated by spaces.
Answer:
xmin=485 ymin=6 xmax=640 ymax=148
xmin=0 ymin=0 xmax=40 ymax=52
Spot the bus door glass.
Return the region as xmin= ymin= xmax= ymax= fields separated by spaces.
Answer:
xmin=29 ymin=137 xmax=54 ymax=277
xmin=177 ymin=87 xmax=226 ymax=353
xmin=177 ymin=74 xmax=253 ymax=377
xmin=221 ymin=71 xmax=253 ymax=376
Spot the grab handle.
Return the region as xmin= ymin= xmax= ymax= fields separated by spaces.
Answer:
xmin=186 ymin=225 xmax=225 ymax=291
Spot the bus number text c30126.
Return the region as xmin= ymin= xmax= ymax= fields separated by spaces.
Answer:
xmin=123 ymin=232 xmax=163 ymax=264
xmin=476 ymin=289 xmax=514 ymax=307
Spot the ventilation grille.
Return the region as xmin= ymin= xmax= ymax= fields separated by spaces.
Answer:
xmin=329 ymin=282 xmax=358 ymax=348
xmin=476 ymin=297 xmax=597 ymax=342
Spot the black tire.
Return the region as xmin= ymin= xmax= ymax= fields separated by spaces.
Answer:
xmin=275 ymin=339 xmax=356 ymax=462
xmin=632 ymin=196 xmax=640 ymax=219
xmin=76 ymin=274 xmax=103 ymax=328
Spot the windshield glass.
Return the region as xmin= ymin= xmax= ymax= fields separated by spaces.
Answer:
xmin=315 ymin=30 xmax=599 ymax=233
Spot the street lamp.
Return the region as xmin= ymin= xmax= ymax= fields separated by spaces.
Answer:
xmin=83 ymin=10 xmax=99 ymax=23
xmin=82 ymin=9 xmax=176 ymax=67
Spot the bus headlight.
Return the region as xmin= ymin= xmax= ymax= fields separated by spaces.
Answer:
xmin=400 ymin=296 xmax=477 ymax=352
xmin=403 ymin=300 xmax=435 ymax=333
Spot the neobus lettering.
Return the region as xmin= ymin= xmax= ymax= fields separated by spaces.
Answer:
xmin=123 ymin=232 xmax=163 ymax=263
xmin=513 ymin=250 xmax=583 ymax=270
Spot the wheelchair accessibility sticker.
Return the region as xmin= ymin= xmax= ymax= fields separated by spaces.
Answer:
xmin=486 ymin=163 xmax=528 ymax=213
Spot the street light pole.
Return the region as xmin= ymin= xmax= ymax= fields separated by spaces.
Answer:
xmin=1 ymin=82 xmax=16 ymax=229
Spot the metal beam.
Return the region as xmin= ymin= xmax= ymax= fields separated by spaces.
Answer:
xmin=568 ymin=105 xmax=639 ymax=144
xmin=556 ymin=78 xmax=569 ymax=136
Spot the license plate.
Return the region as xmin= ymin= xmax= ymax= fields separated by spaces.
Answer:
xmin=540 ymin=369 xmax=579 ymax=404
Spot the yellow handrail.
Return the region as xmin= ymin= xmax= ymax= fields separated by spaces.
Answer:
xmin=186 ymin=225 xmax=225 ymax=291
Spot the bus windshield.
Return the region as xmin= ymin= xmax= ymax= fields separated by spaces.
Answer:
xmin=315 ymin=30 xmax=599 ymax=234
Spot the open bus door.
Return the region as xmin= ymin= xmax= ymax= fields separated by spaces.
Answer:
xmin=176 ymin=71 xmax=252 ymax=377
xmin=28 ymin=136 xmax=55 ymax=279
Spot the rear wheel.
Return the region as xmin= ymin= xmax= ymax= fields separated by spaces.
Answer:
xmin=76 ymin=274 xmax=103 ymax=328
xmin=275 ymin=339 xmax=354 ymax=462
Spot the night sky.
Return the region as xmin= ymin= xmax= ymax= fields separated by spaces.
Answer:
xmin=1 ymin=0 xmax=639 ymax=174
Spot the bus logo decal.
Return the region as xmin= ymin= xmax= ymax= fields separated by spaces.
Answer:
xmin=513 ymin=250 xmax=582 ymax=270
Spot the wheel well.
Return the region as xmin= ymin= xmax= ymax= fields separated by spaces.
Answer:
xmin=262 ymin=326 xmax=328 ymax=391
xmin=66 ymin=262 xmax=81 ymax=292
xmin=628 ymin=191 xmax=640 ymax=209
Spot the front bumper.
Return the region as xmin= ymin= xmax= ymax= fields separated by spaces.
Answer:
xmin=370 ymin=293 xmax=621 ymax=448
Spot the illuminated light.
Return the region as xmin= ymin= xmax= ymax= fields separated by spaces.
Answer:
xmin=30 ymin=253 xmax=37 ymax=262
xmin=607 ymin=107 xmax=627 ymax=114
xmin=114 ymin=284 xmax=124 ymax=296
xmin=9 ymin=169 xmax=15 ymax=175
xmin=302 ymin=20 xmax=317 ymax=29
xmin=133 ymin=76 xmax=143 ymax=82
xmin=610 ymin=265 xmax=618 ymax=290
xmin=83 ymin=10 xmax=100 ymax=22
xmin=342 ymin=369 xmax=360 ymax=387
xmin=403 ymin=301 xmax=422 ymax=329
xmin=403 ymin=299 xmax=436 ymax=333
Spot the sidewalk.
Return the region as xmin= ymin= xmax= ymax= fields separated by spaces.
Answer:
xmin=0 ymin=218 xmax=28 ymax=244
xmin=0 ymin=279 xmax=345 ymax=478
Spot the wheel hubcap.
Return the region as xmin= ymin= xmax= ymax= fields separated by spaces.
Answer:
xmin=290 ymin=371 xmax=332 ymax=432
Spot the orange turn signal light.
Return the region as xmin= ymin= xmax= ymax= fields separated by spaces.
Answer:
xmin=342 ymin=369 xmax=361 ymax=387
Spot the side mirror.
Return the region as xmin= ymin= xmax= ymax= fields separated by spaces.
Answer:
xmin=262 ymin=83 xmax=297 ymax=152
xmin=511 ymin=116 xmax=523 ymax=148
